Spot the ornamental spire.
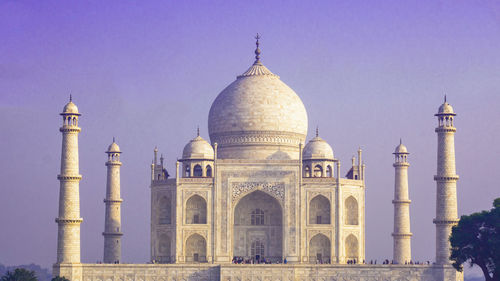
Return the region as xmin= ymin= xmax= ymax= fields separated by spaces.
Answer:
xmin=316 ymin=126 xmax=319 ymax=137
xmin=69 ymin=94 xmax=72 ymax=102
xmin=197 ymin=126 xmax=200 ymax=137
xmin=254 ymin=33 xmax=261 ymax=63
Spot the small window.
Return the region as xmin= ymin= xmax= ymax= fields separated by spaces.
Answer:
xmin=316 ymin=215 xmax=322 ymax=224
xmin=193 ymin=253 xmax=199 ymax=262
xmin=193 ymin=165 xmax=202 ymax=177
xmin=206 ymin=165 xmax=212 ymax=177
xmin=251 ymin=209 xmax=265 ymax=225
xmin=193 ymin=214 xmax=199 ymax=224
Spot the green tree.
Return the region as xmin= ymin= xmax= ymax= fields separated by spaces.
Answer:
xmin=0 ymin=268 xmax=38 ymax=281
xmin=51 ymin=277 xmax=69 ymax=281
xmin=450 ymin=198 xmax=500 ymax=281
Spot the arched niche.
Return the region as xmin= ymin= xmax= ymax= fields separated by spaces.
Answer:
xmin=185 ymin=234 xmax=206 ymax=263
xmin=345 ymin=234 xmax=359 ymax=260
xmin=309 ymin=234 xmax=331 ymax=264
xmin=158 ymin=233 xmax=172 ymax=263
xmin=159 ymin=196 xmax=171 ymax=225
xmin=309 ymin=195 xmax=330 ymax=224
xmin=345 ymin=196 xmax=359 ymax=225
xmin=186 ymin=195 xmax=207 ymax=224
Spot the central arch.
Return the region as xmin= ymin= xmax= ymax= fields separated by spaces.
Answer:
xmin=233 ymin=190 xmax=282 ymax=262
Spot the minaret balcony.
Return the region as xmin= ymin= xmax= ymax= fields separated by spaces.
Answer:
xmin=102 ymin=231 xmax=123 ymax=236
xmin=57 ymin=174 xmax=82 ymax=181
xmin=433 ymin=175 xmax=459 ymax=181
xmin=392 ymin=199 xmax=411 ymax=204
xmin=55 ymin=218 xmax=83 ymax=224
xmin=103 ymin=198 xmax=123 ymax=203
xmin=59 ymin=127 xmax=81 ymax=133
xmin=433 ymin=218 xmax=459 ymax=224
xmin=435 ymin=127 xmax=456 ymax=133
xmin=391 ymin=232 xmax=413 ymax=237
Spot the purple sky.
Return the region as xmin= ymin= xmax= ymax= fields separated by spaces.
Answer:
xmin=1 ymin=0 xmax=499 ymax=277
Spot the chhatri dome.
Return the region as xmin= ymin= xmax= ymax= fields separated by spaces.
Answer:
xmin=436 ymin=95 xmax=455 ymax=115
xmin=182 ymin=128 xmax=215 ymax=160
xmin=107 ymin=138 xmax=121 ymax=153
xmin=303 ymin=128 xmax=334 ymax=160
xmin=394 ymin=139 xmax=408 ymax=154
xmin=62 ymin=95 xmax=80 ymax=115
xmin=208 ymin=35 xmax=308 ymax=160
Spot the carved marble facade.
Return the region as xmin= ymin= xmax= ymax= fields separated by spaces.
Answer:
xmin=150 ymin=158 xmax=365 ymax=265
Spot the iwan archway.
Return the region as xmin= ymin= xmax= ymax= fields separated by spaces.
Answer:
xmin=233 ymin=190 xmax=283 ymax=263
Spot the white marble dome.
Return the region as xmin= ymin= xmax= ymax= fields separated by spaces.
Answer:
xmin=208 ymin=59 xmax=308 ymax=160
xmin=394 ymin=143 xmax=408 ymax=154
xmin=107 ymin=141 xmax=121 ymax=153
xmin=437 ymin=102 xmax=455 ymax=115
xmin=62 ymin=101 xmax=79 ymax=114
xmin=303 ymin=136 xmax=334 ymax=160
xmin=182 ymin=135 xmax=214 ymax=160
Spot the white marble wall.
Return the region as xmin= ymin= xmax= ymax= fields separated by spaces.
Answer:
xmin=53 ymin=263 xmax=463 ymax=281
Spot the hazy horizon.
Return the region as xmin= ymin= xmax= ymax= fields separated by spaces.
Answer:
xmin=1 ymin=1 xmax=499 ymax=279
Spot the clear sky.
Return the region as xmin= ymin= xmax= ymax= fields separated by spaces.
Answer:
xmin=0 ymin=0 xmax=499 ymax=277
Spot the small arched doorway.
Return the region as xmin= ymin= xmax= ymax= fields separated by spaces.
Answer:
xmin=185 ymin=233 xmax=207 ymax=263
xmin=309 ymin=234 xmax=331 ymax=264
xmin=345 ymin=234 xmax=359 ymax=261
xmin=233 ymin=190 xmax=282 ymax=263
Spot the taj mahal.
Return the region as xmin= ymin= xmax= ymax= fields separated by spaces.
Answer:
xmin=53 ymin=37 xmax=463 ymax=281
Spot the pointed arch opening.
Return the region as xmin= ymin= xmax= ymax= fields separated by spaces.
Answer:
xmin=309 ymin=195 xmax=330 ymax=224
xmin=314 ymin=165 xmax=323 ymax=177
xmin=233 ymin=190 xmax=282 ymax=262
xmin=345 ymin=234 xmax=359 ymax=261
xmin=185 ymin=233 xmax=206 ymax=263
xmin=186 ymin=195 xmax=207 ymax=224
xmin=345 ymin=196 xmax=359 ymax=225
xmin=309 ymin=234 xmax=331 ymax=264
xmin=193 ymin=164 xmax=202 ymax=177
xmin=159 ymin=196 xmax=171 ymax=224
xmin=158 ymin=233 xmax=172 ymax=263
xmin=305 ymin=165 xmax=311 ymax=177
xmin=326 ymin=165 xmax=333 ymax=177
xmin=206 ymin=165 xmax=212 ymax=177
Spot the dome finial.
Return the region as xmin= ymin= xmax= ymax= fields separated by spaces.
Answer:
xmin=254 ymin=33 xmax=261 ymax=63
xmin=400 ymin=138 xmax=402 ymax=145
xmin=197 ymin=126 xmax=200 ymax=137
xmin=444 ymin=94 xmax=447 ymax=103
xmin=69 ymin=94 xmax=72 ymax=102
xmin=316 ymin=126 xmax=319 ymax=137
xmin=113 ymin=136 xmax=115 ymax=143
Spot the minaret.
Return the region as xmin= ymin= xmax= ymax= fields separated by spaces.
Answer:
xmin=56 ymin=96 xmax=83 ymax=263
xmin=103 ymin=138 xmax=123 ymax=263
xmin=392 ymin=139 xmax=412 ymax=264
xmin=433 ymin=96 xmax=459 ymax=264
